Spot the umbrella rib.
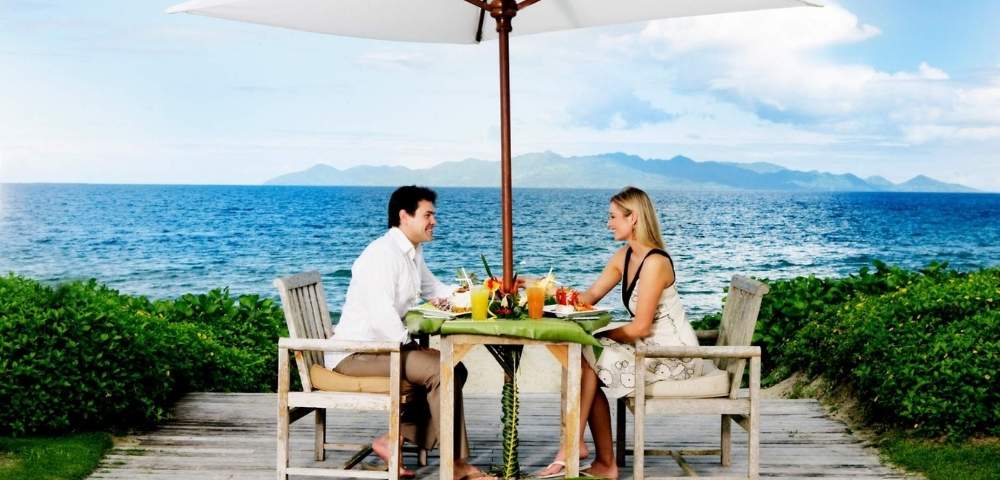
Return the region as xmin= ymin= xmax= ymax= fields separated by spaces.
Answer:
xmin=476 ymin=6 xmax=486 ymax=42
xmin=517 ymin=0 xmax=542 ymax=10
xmin=463 ymin=0 xmax=488 ymax=10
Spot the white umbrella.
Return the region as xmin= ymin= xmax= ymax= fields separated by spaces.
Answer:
xmin=167 ymin=0 xmax=820 ymax=292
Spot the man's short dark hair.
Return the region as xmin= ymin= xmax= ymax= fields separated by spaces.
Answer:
xmin=388 ymin=186 xmax=437 ymax=228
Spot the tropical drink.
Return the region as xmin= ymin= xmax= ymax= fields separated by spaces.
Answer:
xmin=527 ymin=284 xmax=545 ymax=319
xmin=471 ymin=286 xmax=490 ymax=321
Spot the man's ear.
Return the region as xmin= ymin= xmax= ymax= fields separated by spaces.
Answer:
xmin=398 ymin=208 xmax=409 ymax=225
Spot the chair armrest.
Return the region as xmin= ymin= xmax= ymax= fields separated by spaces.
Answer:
xmin=695 ymin=329 xmax=719 ymax=342
xmin=278 ymin=337 xmax=400 ymax=353
xmin=637 ymin=343 xmax=760 ymax=359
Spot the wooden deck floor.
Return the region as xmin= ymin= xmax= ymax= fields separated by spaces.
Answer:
xmin=89 ymin=393 xmax=905 ymax=480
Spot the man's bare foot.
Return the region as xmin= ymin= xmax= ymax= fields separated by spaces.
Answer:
xmin=372 ymin=435 xmax=416 ymax=478
xmin=582 ymin=460 xmax=618 ymax=480
xmin=454 ymin=461 xmax=496 ymax=480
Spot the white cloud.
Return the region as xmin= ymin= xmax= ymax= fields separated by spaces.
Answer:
xmin=903 ymin=125 xmax=1000 ymax=144
xmin=916 ymin=62 xmax=949 ymax=81
xmin=591 ymin=1 xmax=1000 ymax=150
xmin=638 ymin=2 xmax=879 ymax=53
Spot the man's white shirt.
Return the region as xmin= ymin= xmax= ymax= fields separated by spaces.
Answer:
xmin=325 ymin=227 xmax=453 ymax=368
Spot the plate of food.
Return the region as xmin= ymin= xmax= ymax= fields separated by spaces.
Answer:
xmin=543 ymin=303 xmax=609 ymax=319
xmin=411 ymin=287 xmax=473 ymax=319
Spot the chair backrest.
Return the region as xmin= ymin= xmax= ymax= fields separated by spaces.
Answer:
xmin=716 ymin=274 xmax=769 ymax=398
xmin=274 ymin=271 xmax=335 ymax=393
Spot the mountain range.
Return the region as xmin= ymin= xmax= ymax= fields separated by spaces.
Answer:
xmin=264 ymin=152 xmax=978 ymax=193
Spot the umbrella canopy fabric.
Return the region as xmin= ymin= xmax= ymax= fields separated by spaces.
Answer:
xmin=167 ymin=0 xmax=819 ymax=44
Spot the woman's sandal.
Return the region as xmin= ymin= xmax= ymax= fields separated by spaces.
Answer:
xmin=533 ymin=460 xmax=593 ymax=479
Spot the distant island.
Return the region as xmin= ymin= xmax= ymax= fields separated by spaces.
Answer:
xmin=264 ymin=151 xmax=978 ymax=193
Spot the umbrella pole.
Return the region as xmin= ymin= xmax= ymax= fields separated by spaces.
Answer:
xmin=492 ymin=0 xmax=516 ymax=292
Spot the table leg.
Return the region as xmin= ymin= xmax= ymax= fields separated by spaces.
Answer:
xmin=439 ymin=337 xmax=455 ymax=480
xmin=564 ymin=343 xmax=582 ymax=478
xmin=560 ymin=350 xmax=567 ymax=462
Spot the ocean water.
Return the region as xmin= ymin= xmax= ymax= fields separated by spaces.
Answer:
xmin=1 ymin=184 xmax=998 ymax=319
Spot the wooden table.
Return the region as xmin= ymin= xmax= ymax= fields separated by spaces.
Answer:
xmin=438 ymin=334 xmax=583 ymax=479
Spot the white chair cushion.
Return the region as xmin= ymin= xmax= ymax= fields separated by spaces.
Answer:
xmin=644 ymin=359 xmax=730 ymax=398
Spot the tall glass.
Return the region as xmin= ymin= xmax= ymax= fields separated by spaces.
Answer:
xmin=527 ymin=285 xmax=545 ymax=319
xmin=471 ymin=286 xmax=490 ymax=321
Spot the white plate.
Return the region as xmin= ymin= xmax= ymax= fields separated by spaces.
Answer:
xmin=543 ymin=304 xmax=609 ymax=318
xmin=411 ymin=306 xmax=471 ymax=319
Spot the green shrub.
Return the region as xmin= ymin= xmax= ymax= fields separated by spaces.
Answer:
xmin=694 ymin=262 xmax=999 ymax=438
xmin=0 ymin=275 xmax=286 ymax=436
xmin=792 ymin=270 xmax=1000 ymax=437
xmin=147 ymin=290 xmax=286 ymax=392
xmin=693 ymin=261 xmax=950 ymax=383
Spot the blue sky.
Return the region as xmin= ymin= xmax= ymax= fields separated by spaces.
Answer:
xmin=2 ymin=0 xmax=999 ymax=190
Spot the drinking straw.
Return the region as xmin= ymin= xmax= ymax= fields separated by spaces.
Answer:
xmin=461 ymin=267 xmax=473 ymax=288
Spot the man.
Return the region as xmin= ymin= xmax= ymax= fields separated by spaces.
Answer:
xmin=324 ymin=186 xmax=490 ymax=480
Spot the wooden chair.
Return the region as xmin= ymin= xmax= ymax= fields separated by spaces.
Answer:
xmin=275 ymin=271 xmax=424 ymax=480
xmin=616 ymin=275 xmax=769 ymax=480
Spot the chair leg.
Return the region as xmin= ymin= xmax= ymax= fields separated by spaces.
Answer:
xmin=721 ymin=414 xmax=732 ymax=467
xmin=277 ymin=348 xmax=290 ymax=480
xmin=314 ymin=408 xmax=327 ymax=461
xmin=634 ymin=400 xmax=645 ymax=480
xmin=389 ymin=351 xmax=402 ymax=480
xmin=615 ymin=398 xmax=626 ymax=467
xmin=748 ymin=357 xmax=761 ymax=480
xmin=278 ymin=405 xmax=290 ymax=479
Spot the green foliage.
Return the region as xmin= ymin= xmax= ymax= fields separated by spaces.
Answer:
xmin=149 ymin=290 xmax=286 ymax=392
xmin=0 ymin=275 xmax=286 ymax=436
xmin=692 ymin=260 xmax=933 ymax=381
xmin=485 ymin=345 xmax=522 ymax=479
xmin=792 ymin=269 xmax=1000 ymax=437
xmin=693 ymin=261 xmax=1000 ymax=438
xmin=880 ymin=436 xmax=1000 ymax=480
xmin=0 ymin=432 xmax=112 ymax=480
xmin=499 ymin=380 xmax=520 ymax=479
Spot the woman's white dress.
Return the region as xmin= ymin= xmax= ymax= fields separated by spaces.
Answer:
xmin=583 ymin=251 xmax=702 ymax=399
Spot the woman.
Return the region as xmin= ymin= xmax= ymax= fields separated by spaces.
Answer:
xmin=535 ymin=186 xmax=702 ymax=479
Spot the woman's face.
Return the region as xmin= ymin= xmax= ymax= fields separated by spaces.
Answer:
xmin=607 ymin=201 xmax=635 ymax=242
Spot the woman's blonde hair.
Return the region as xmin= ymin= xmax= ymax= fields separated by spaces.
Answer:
xmin=611 ymin=186 xmax=665 ymax=250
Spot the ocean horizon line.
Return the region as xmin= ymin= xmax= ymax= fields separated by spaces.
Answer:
xmin=2 ymin=182 xmax=997 ymax=194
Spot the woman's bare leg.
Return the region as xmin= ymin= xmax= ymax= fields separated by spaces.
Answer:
xmin=583 ymin=387 xmax=618 ymax=478
xmin=535 ymin=359 xmax=599 ymax=475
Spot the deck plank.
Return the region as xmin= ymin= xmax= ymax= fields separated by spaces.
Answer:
xmin=89 ymin=393 xmax=905 ymax=479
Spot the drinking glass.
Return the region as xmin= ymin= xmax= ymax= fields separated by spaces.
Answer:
xmin=471 ymin=286 xmax=490 ymax=321
xmin=527 ymin=284 xmax=545 ymax=319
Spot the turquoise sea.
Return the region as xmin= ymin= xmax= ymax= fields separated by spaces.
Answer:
xmin=1 ymin=184 xmax=998 ymax=318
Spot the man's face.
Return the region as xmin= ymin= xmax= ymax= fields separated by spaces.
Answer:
xmin=399 ymin=200 xmax=437 ymax=245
